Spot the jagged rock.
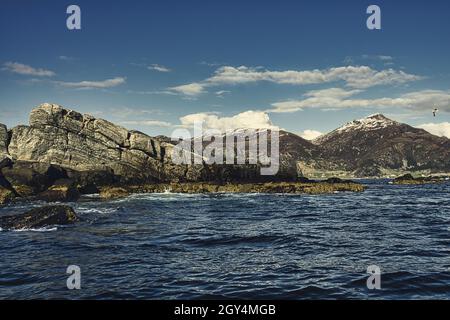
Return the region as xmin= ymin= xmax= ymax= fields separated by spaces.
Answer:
xmin=395 ymin=174 xmax=415 ymax=181
xmin=0 ymin=186 xmax=15 ymax=205
xmin=2 ymin=161 xmax=67 ymax=195
xmin=7 ymin=103 xmax=207 ymax=183
xmin=37 ymin=179 xmax=80 ymax=202
xmin=0 ymin=123 xmax=8 ymax=157
xmin=5 ymin=104 xmax=307 ymax=186
xmin=67 ymin=168 xmax=117 ymax=194
xmin=99 ymin=187 xmax=130 ymax=199
xmin=392 ymin=174 xmax=447 ymax=185
xmin=0 ymin=205 xmax=79 ymax=230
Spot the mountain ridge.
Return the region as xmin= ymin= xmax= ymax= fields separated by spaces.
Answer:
xmin=1 ymin=104 xmax=449 ymax=183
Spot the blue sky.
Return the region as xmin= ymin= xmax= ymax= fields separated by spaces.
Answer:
xmin=1 ymin=0 xmax=450 ymax=139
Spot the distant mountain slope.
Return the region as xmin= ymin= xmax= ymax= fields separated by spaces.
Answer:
xmin=312 ymin=114 xmax=450 ymax=177
xmin=1 ymin=104 xmax=449 ymax=181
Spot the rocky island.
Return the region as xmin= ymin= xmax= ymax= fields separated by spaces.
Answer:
xmin=0 ymin=103 xmax=368 ymax=206
xmin=0 ymin=205 xmax=79 ymax=230
xmin=393 ymin=173 xmax=450 ymax=185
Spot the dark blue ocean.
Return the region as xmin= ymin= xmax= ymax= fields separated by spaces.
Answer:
xmin=1 ymin=180 xmax=449 ymax=299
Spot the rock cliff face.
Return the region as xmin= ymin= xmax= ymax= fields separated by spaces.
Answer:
xmin=1 ymin=104 xmax=274 ymax=199
xmin=0 ymin=124 xmax=9 ymax=162
xmin=7 ymin=103 xmax=202 ymax=183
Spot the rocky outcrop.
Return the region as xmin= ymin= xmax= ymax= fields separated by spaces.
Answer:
xmin=8 ymin=104 xmax=170 ymax=182
xmin=6 ymin=104 xmax=265 ymax=185
xmin=1 ymin=161 xmax=68 ymax=196
xmin=0 ymin=205 xmax=79 ymax=230
xmin=36 ymin=179 xmax=80 ymax=202
xmin=99 ymin=187 xmax=130 ymax=199
xmin=1 ymin=104 xmax=449 ymax=198
xmin=99 ymin=180 xmax=365 ymax=199
xmin=0 ymin=186 xmax=15 ymax=205
xmin=392 ymin=174 xmax=449 ymax=185
xmin=0 ymin=123 xmax=9 ymax=158
xmin=0 ymin=136 xmax=15 ymax=204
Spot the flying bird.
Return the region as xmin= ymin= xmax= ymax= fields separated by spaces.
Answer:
xmin=433 ymin=108 xmax=438 ymax=117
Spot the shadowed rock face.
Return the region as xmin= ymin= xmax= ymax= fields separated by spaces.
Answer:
xmin=0 ymin=205 xmax=79 ymax=230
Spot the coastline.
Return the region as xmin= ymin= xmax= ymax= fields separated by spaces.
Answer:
xmin=98 ymin=181 xmax=366 ymax=199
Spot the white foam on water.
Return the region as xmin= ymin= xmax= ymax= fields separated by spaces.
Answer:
xmin=77 ymin=207 xmax=117 ymax=214
xmin=14 ymin=227 xmax=58 ymax=232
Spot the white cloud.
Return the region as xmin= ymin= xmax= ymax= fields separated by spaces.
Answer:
xmin=378 ymin=55 xmax=393 ymax=61
xmin=270 ymin=88 xmax=450 ymax=113
xmin=56 ymin=77 xmax=126 ymax=89
xmin=121 ymin=120 xmax=173 ymax=127
xmin=170 ymin=83 xmax=205 ymax=96
xmin=170 ymin=65 xmax=422 ymax=97
xmin=179 ymin=110 xmax=279 ymax=132
xmin=206 ymin=65 xmax=420 ymax=88
xmin=215 ymin=90 xmax=230 ymax=98
xmin=2 ymin=62 xmax=55 ymax=77
xmin=148 ymin=64 xmax=171 ymax=72
xmin=417 ymin=122 xmax=450 ymax=138
xmin=298 ymin=129 xmax=323 ymax=140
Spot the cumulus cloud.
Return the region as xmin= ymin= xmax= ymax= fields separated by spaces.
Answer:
xmin=2 ymin=61 xmax=55 ymax=77
xmin=417 ymin=122 xmax=450 ymax=138
xmin=170 ymin=83 xmax=205 ymax=96
xmin=148 ymin=64 xmax=171 ymax=72
xmin=270 ymin=88 xmax=450 ymax=113
xmin=170 ymin=65 xmax=422 ymax=97
xmin=56 ymin=77 xmax=126 ymax=89
xmin=179 ymin=110 xmax=279 ymax=132
xmin=298 ymin=129 xmax=323 ymax=140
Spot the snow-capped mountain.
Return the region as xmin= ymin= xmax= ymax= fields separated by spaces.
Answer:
xmin=160 ymin=114 xmax=450 ymax=178
xmin=312 ymin=114 xmax=450 ymax=177
xmin=314 ymin=114 xmax=398 ymax=145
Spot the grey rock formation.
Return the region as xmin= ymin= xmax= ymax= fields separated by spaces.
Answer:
xmin=7 ymin=103 xmax=210 ymax=184
xmin=0 ymin=205 xmax=79 ymax=230
xmin=4 ymin=103 xmax=281 ymax=190
xmin=0 ymin=123 xmax=10 ymax=162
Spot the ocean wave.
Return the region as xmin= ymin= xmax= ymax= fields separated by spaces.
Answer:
xmin=12 ymin=227 xmax=58 ymax=232
xmin=180 ymin=234 xmax=281 ymax=246
xmin=76 ymin=207 xmax=117 ymax=214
